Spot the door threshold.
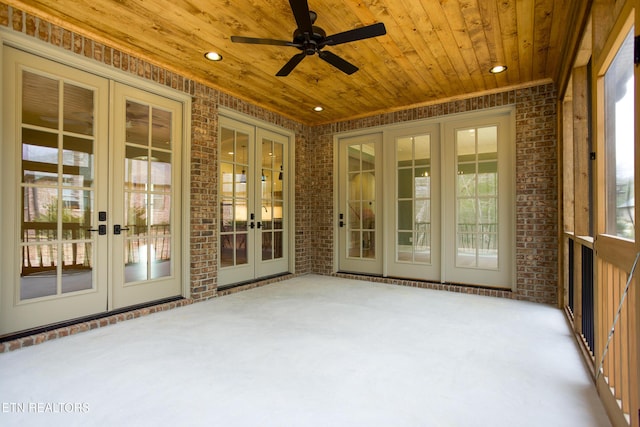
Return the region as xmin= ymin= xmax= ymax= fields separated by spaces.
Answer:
xmin=1 ymin=296 xmax=186 ymax=345
xmin=217 ymin=273 xmax=294 ymax=294
xmin=334 ymin=272 xmax=514 ymax=298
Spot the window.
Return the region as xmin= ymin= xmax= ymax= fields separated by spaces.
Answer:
xmin=604 ymin=27 xmax=635 ymax=240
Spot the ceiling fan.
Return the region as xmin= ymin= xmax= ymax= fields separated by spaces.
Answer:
xmin=230 ymin=0 xmax=386 ymax=76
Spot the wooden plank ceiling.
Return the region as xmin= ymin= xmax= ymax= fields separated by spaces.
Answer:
xmin=7 ymin=0 xmax=588 ymax=125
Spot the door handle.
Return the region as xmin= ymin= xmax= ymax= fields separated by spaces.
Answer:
xmin=339 ymin=213 xmax=344 ymax=227
xmin=113 ymin=224 xmax=130 ymax=235
xmin=257 ymin=222 xmax=262 ymax=229
xmin=88 ymin=225 xmax=107 ymax=235
xmin=249 ymin=222 xmax=255 ymax=229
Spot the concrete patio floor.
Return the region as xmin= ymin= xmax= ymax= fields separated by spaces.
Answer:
xmin=0 ymin=274 xmax=610 ymax=426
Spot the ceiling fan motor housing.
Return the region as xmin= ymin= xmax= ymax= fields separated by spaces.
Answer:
xmin=293 ymin=26 xmax=327 ymax=55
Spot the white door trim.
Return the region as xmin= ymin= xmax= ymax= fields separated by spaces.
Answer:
xmin=218 ymin=109 xmax=296 ymax=286
xmin=0 ymin=37 xmax=192 ymax=334
xmin=333 ymin=106 xmax=516 ymax=289
xmin=219 ymin=107 xmax=296 ymax=277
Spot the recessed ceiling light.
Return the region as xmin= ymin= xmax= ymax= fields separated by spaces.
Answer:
xmin=204 ymin=51 xmax=223 ymax=61
xmin=490 ymin=65 xmax=507 ymax=74
xmin=313 ymin=106 xmax=324 ymax=112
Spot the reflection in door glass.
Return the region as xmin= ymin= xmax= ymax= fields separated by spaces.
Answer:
xmin=64 ymin=83 xmax=94 ymax=135
xmin=455 ymin=126 xmax=498 ymax=270
xmin=151 ymin=108 xmax=172 ymax=150
xmin=396 ymin=134 xmax=431 ymax=264
xmin=261 ymin=139 xmax=284 ymax=261
xmin=124 ymin=101 xmax=172 ymax=282
xmin=20 ymin=71 xmax=95 ymax=299
xmin=347 ymin=143 xmax=376 ymax=259
xmin=220 ymin=127 xmax=250 ymax=268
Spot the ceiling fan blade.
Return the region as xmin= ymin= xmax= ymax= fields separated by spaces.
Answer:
xmin=288 ymin=0 xmax=314 ymax=35
xmin=318 ymin=50 xmax=359 ymax=75
xmin=323 ymin=22 xmax=387 ymax=47
xmin=231 ymin=36 xmax=299 ymax=47
xmin=276 ymin=52 xmax=307 ymax=76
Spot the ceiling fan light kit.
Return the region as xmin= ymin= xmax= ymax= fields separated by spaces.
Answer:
xmin=231 ymin=0 xmax=386 ymax=76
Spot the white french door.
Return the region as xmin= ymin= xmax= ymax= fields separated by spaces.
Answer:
xmin=218 ymin=115 xmax=290 ymax=287
xmin=111 ymin=83 xmax=183 ymax=308
xmin=442 ymin=112 xmax=514 ymax=287
xmin=337 ymin=109 xmax=514 ymax=289
xmin=386 ymin=124 xmax=441 ymax=281
xmin=1 ymin=48 xmax=184 ymax=335
xmin=337 ymin=133 xmax=383 ymax=275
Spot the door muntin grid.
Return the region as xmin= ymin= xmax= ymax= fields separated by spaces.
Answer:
xmin=347 ymin=143 xmax=376 ymax=259
xmin=220 ymin=127 xmax=250 ymax=268
xmin=396 ymin=134 xmax=432 ymax=264
xmin=260 ymin=138 xmax=284 ymax=261
xmin=123 ymin=101 xmax=173 ymax=283
xmin=455 ymin=126 xmax=499 ymax=270
xmin=20 ymin=70 xmax=97 ymax=300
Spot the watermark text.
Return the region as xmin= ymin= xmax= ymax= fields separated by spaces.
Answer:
xmin=2 ymin=402 xmax=90 ymax=414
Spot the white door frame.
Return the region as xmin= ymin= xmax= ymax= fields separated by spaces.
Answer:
xmin=1 ymin=47 xmax=110 ymax=334
xmin=0 ymin=31 xmax=192 ymax=302
xmin=336 ymin=132 xmax=384 ymax=275
xmin=0 ymin=32 xmax=192 ymax=335
xmin=441 ymin=108 xmax=516 ymax=289
xmin=217 ymin=108 xmax=295 ymax=287
xmin=385 ymin=123 xmax=441 ymax=281
xmin=333 ymin=107 xmax=516 ymax=289
xmin=110 ymin=82 xmax=185 ymax=309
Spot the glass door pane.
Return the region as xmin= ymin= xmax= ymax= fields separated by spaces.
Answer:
xmin=123 ymin=101 xmax=173 ymax=282
xmin=338 ymin=133 xmax=383 ymax=275
xmin=455 ymin=126 xmax=499 ymax=270
xmin=396 ymin=134 xmax=432 ymax=264
xmin=348 ymin=143 xmax=377 ymax=259
xmin=20 ymin=71 xmax=96 ymax=300
xmin=219 ymin=126 xmax=250 ymax=268
xmin=260 ymin=138 xmax=284 ymax=261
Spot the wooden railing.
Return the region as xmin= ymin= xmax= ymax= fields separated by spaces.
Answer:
xmin=564 ymin=234 xmax=596 ymax=359
xmin=594 ymin=236 xmax=639 ymax=427
xmin=566 ymin=233 xmax=639 ymax=426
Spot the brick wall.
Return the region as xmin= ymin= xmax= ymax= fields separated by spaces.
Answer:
xmin=0 ymin=4 xmax=312 ymax=307
xmin=310 ymin=86 xmax=559 ymax=304
xmin=0 ymin=2 xmax=558 ymax=337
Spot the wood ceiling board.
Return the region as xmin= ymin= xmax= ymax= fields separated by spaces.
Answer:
xmin=4 ymin=0 xmax=589 ymax=125
xmin=441 ymin=1 xmax=488 ymax=92
xmin=495 ymin=0 xmax=520 ymax=85
xmin=532 ymin=0 xmax=555 ymax=80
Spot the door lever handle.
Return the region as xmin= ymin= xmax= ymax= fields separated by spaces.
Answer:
xmin=88 ymin=225 xmax=107 ymax=235
xmin=113 ymin=224 xmax=130 ymax=235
